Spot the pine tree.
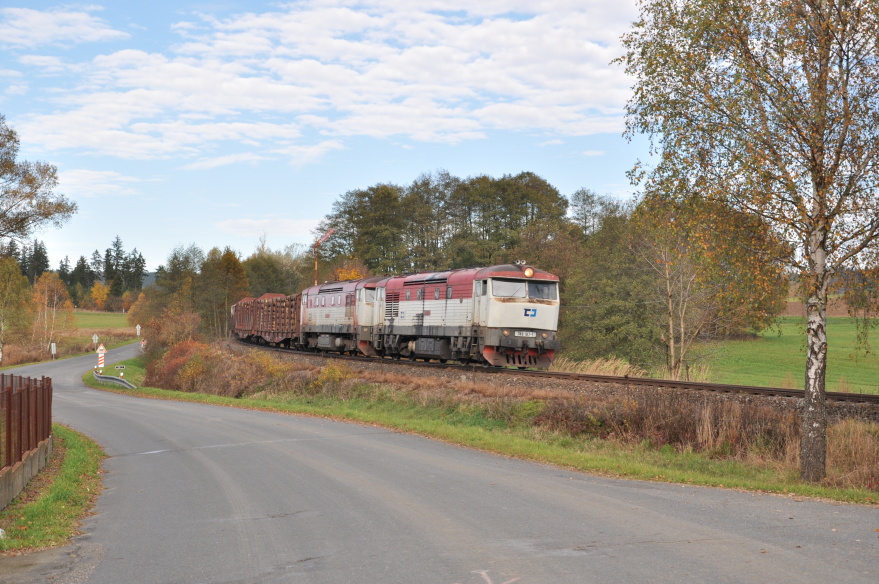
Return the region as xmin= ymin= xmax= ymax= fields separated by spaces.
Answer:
xmin=58 ymin=255 xmax=72 ymax=286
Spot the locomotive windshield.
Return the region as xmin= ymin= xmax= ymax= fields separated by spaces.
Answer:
xmin=491 ymin=278 xmax=558 ymax=300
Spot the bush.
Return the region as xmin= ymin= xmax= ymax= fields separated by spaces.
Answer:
xmin=145 ymin=340 xmax=211 ymax=391
xmin=145 ymin=340 xmax=311 ymax=398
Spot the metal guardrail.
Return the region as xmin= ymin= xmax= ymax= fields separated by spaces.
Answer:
xmin=1 ymin=374 xmax=53 ymax=472
xmin=93 ymin=371 xmax=137 ymax=390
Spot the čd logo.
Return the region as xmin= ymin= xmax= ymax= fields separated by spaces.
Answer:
xmin=524 ymin=308 xmax=537 ymax=317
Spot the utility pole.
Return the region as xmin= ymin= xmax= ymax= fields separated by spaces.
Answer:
xmin=313 ymin=228 xmax=335 ymax=285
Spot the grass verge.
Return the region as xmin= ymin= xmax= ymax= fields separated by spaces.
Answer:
xmin=0 ymin=425 xmax=104 ymax=554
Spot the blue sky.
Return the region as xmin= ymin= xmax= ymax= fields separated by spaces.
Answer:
xmin=1 ymin=1 xmax=646 ymax=270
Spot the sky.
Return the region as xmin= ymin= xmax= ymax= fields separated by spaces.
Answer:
xmin=1 ymin=1 xmax=647 ymax=270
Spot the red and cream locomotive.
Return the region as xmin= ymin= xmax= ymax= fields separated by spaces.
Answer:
xmin=231 ymin=262 xmax=560 ymax=368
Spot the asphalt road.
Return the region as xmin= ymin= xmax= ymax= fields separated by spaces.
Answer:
xmin=1 ymin=344 xmax=878 ymax=584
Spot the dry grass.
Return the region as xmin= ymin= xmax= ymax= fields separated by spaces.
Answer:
xmin=1 ymin=328 xmax=134 ymax=368
xmin=1 ymin=344 xmax=45 ymax=367
xmin=826 ymin=419 xmax=879 ymax=491
xmin=531 ymin=391 xmax=799 ymax=458
xmin=550 ymin=356 xmax=647 ymax=377
xmin=148 ymin=340 xmax=879 ymax=492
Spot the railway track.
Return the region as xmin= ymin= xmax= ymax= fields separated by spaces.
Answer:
xmin=240 ymin=339 xmax=879 ymax=406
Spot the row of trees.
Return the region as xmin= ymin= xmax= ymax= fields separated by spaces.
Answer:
xmin=315 ymin=171 xmax=569 ymax=273
xmin=0 ymin=235 xmax=148 ymax=310
xmin=123 ymin=166 xmax=791 ymax=387
xmin=559 ymin=192 xmax=789 ymax=375
xmin=129 ymin=241 xmax=317 ymax=346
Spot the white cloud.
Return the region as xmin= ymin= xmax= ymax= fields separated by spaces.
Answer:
xmin=14 ymin=1 xmax=637 ymax=161
xmin=274 ymin=140 xmax=345 ymax=166
xmin=183 ymin=152 xmax=270 ymax=170
xmin=0 ymin=7 xmax=129 ymax=48
xmin=215 ymin=217 xmax=322 ymax=238
xmin=4 ymin=83 xmax=28 ymax=96
xmin=17 ymin=55 xmax=70 ymax=74
xmin=59 ymin=169 xmax=147 ymax=198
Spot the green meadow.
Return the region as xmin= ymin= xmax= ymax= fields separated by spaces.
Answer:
xmin=73 ymin=310 xmax=131 ymax=330
xmin=706 ymin=316 xmax=879 ymax=394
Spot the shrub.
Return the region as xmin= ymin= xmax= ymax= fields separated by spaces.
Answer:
xmin=145 ymin=340 xmax=210 ymax=391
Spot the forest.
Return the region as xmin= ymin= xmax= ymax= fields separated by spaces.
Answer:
xmin=0 ymin=236 xmax=147 ymax=364
xmin=117 ymin=169 xmax=793 ymax=378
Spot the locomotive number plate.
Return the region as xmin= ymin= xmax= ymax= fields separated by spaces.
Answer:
xmin=514 ymin=331 xmax=537 ymax=337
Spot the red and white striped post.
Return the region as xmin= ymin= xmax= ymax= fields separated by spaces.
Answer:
xmin=97 ymin=344 xmax=106 ymax=371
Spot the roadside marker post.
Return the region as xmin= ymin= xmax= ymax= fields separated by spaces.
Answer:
xmin=97 ymin=343 xmax=106 ymax=372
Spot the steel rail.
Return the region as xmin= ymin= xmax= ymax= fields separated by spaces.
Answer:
xmin=238 ymin=339 xmax=879 ymax=405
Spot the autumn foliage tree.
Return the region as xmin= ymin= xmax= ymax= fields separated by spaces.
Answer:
xmin=331 ymin=258 xmax=370 ymax=282
xmin=242 ymin=237 xmax=308 ymax=296
xmin=31 ymin=271 xmax=74 ymax=353
xmin=0 ymin=115 xmax=76 ymax=241
xmin=620 ymin=0 xmax=879 ymax=480
xmin=196 ymin=247 xmax=249 ymax=339
xmin=90 ymin=281 xmax=110 ymax=310
xmin=631 ymin=195 xmax=788 ymax=378
xmin=0 ymin=256 xmax=32 ymax=364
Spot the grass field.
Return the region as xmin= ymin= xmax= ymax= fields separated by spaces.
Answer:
xmin=706 ymin=316 xmax=879 ymax=393
xmin=73 ymin=311 xmax=131 ymax=329
xmin=0 ymin=311 xmax=136 ymax=369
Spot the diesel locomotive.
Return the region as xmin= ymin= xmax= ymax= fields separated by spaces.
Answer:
xmin=231 ymin=262 xmax=560 ymax=368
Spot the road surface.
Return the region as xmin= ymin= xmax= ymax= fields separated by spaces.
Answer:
xmin=1 ymin=344 xmax=877 ymax=583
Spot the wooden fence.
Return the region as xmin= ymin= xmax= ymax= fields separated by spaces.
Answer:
xmin=0 ymin=374 xmax=53 ymax=509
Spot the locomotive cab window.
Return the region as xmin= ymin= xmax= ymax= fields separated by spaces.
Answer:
xmin=446 ymin=286 xmax=453 ymax=299
xmin=528 ymin=281 xmax=557 ymax=300
xmin=491 ymin=278 xmax=558 ymax=300
xmin=434 ymin=287 xmax=440 ymax=300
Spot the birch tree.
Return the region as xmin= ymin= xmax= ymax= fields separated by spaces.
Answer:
xmin=619 ymin=0 xmax=879 ymax=480
xmin=0 ymin=256 xmax=32 ymax=364
xmin=631 ymin=196 xmax=787 ymax=378
xmin=1 ymin=115 xmax=76 ymax=240
xmin=31 ymin=271 xmax=74 ymax=353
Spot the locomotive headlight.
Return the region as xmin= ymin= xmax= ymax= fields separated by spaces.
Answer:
xmin=503 ymin=330 xmax=510 ymax=336
xmin=542 ymin=333 xmax=548 ymax=339
xmin=523 ymin=267 xmax=534 ymax=278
